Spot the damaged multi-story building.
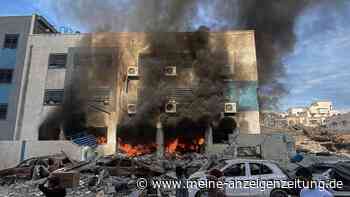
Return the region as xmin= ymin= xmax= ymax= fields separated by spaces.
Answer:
xmin=1 ymin=15 xmax=260 ymax=156
xmin=286 ymin=101 xmax=337 ymax=127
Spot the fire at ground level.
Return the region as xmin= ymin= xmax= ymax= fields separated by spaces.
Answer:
xmin=89 ymin=115 xmax=238 ymax=157
xmin=0 ymin=126 xmax=349 ymax=197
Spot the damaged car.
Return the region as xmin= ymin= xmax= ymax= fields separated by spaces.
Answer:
xmin=188 ymin=159 xmax=293 ymax=197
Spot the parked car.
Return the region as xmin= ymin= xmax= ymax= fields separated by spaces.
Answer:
xmin=188 ymin=159 xmax=293 ymax=197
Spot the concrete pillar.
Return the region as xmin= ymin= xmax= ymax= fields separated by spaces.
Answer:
xmin=205 ymin=124 xmax=213 ymax=154
xmin=156 ymin=120 xmax=164 ymax=158
xmin=107 ymin=112 xmax=117 ymax=154
xmin=58 ymin=124 xmax=66 ymax=140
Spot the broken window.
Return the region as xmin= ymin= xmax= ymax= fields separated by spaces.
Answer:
xmin=44 ymin=89 xmax=64 ymax=105
xmin=3 ymin=34 xmax=19 ymax=49
xmin=0 ymin=104 xmax=8 ymax=120
xmin=88 ymin=127 xmax=108 ymax=145
xmin=89 ymin=88 xmax=111 ymax=105
xmin=39 ymin=123 xmax=60 ymax=140
xmin=342 ymin=120 xmax=348 ymax=126
xmin=249 ymin=163 xmax=273 ymax=175
xmin=48 ymin=54 xmax=67 ymax=68
xmin=223 ymin=163 xmax=246 ymax=177
xmin=0 ymin=69 xmax=13 ymax=83
xmin=213 ymin=117 xmax=237 ymax=144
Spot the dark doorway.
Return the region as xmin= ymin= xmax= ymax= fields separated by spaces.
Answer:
xmin=213 ymin=117 xmax=237 ymax=143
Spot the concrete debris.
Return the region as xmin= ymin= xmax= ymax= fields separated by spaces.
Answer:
xmin=0 ymin=153 xmax=208 ymax=197
xmin=262 ymin=124 xmax=350 ymax=156
xmin=0 ymin=154 xmax=74 ymax=183
xmin=1 ymin=132 xmax=349 ymax=197
xmin=296 ymin=126 xmax=350 ymax=155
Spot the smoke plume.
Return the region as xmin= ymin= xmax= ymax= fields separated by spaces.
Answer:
xmin=47 ymin=0 xmax=344 ymax=110
xmin=39 ymin=0 xmax=345 ymax=142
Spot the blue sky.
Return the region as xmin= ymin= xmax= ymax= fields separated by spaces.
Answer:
xmin=1 ymin=0 xmax=350 ymax=111
xmin=280 ymin=2 xmax=350 ymax=111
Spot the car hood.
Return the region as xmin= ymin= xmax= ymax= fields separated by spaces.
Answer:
xmin=189 ymin=170 xmax=208 ymax=179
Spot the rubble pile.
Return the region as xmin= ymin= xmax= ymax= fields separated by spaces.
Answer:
xmin=0 ymin=153 xmax=209 ymax=197
xmin=295 ymin=135 xmax=329 ymax=153
xmin=288 ymin=127 xmax=350 ymax=157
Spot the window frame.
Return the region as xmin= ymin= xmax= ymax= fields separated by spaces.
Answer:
xmin=0 ymin=69 xmax=13 ymax=84
xmin=223 ymin=163 xmax=246 ymax=177
xmin=48 ymin=53 xmax=67 ymax=69
xmin=249 ymin=163 xmax=274 ymax=176
xmin=0 ymin=103 xmax=8 ymax=120
xmin=43 ymin=89 xmax=64 ymax=106
xmin=3 ymin=34 xmax=19 ymax=49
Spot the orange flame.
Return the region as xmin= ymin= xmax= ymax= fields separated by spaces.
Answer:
xmin=118 ymin=138 xmax=157 ymax=157
xmin=165 ymin=137 xmax=205 ymax=154
xmin=118 ymin=136 xmax=205 ymax=157
xmin=166 ymin=138 xmax=179 ymax=154
xmin=97 ymin=136 xmax=107 ymax=145
xmin=198 ymin=138 xmax=205 ymax=145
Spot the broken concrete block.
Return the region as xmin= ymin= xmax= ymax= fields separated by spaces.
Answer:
xmin=52 ymin=171 xmax=80 ymax=188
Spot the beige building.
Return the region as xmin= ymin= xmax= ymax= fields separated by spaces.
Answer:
xmin=18 ymin=30 xmax=260 ymax=155
xmin=287 ymin=101 xmax=334 ymax=127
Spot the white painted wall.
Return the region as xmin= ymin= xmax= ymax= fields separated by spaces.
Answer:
xmin=19 ymin=34 xmax=83 ymax=140
xmin=0 ymin=16 xmax=33 ymax=140
xmin=238 ymin=111 xmax=260 ymax=134
xmin=0 ymin=141 xmax=21 ymax=170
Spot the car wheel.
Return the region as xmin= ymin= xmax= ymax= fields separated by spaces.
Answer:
xmin=270 ymin=189 xmax=289 ymax=197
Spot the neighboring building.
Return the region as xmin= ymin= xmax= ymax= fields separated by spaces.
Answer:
xmin=262 ymin=101 xmax=338 ymax=129
xmin=288 ymin=107 xmax=307 ymax=116
xmin=326 ymin=112 xmax=350 ymax=133
xmin=308 ymin=101 xmax=333 ymax=126
xmin=287 ymin=101 xmax=335 ymax=127
xmin=260 ymin=111 xmax=288 ymax=129
xmin=286 ymin=107 xmax=308 ymax=126
xmin=0 ymin=15 xmax=57 ymax=140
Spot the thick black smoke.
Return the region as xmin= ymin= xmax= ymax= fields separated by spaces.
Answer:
xmin=47 ymin=0 xmax=345 ymax=110
xmin=117 ymin=28 xmax=230 ymax=144
xmin=236 ymin=0 xmax=313 ymax=109
xmin=39 ymin=0 xmax=340 ymax=142
xmin=40 ymin=0 xmax=345 ymax=141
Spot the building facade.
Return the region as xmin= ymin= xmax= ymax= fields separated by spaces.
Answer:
xmin=0 ymin=15 xmax=56 ymax=140
xmin=1 ymin=15 xmax=260 ymax=154
xmin=326 ymin=112 xmax=350 ymax=133
xmin=287 ymin=101 xmax=335 ymax=127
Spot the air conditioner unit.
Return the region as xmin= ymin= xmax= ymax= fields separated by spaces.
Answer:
xmin=222 ymin=64 xmax=235 ymax=76
xmin=164 ymin=66 xmax=177 ymax=76
xmin=127 ymin=66 xmax=139 ymax=77
xmin=165 ymin=100 xmax=177 ymax=113
xmin=225 ymin=103 xmax=237 ymax=113
xmin=127 ymin=104 xmax=137 ymax=114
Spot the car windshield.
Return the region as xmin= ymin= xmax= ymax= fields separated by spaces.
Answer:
xmin=214 ymin=162 xmax=228 ymax=171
